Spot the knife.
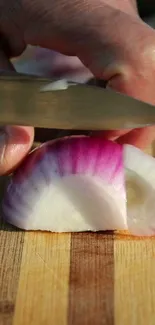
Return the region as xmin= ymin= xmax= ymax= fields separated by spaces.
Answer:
xmin=0 ymin=71 xmax=155 ymax=130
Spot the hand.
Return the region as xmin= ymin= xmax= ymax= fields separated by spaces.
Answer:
xmin=0 ymin=0 xmax=155 ymax=175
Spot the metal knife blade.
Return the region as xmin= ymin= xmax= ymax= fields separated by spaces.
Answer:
xmin=0 ymin=74 xmax=155 ymax=130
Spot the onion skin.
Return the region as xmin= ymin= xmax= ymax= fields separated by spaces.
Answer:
xmin=2 ymin=136 xmax=127 ymax=233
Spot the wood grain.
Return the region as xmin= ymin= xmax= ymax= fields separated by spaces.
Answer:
xmin=0 ymin=177 xmax=25 ymax=325
xmin=115 ymin=236 xmax=155 ymax=325
xmin=69 ymin=232 xmax=114 ymax=325
xmin=13 ymin=232 xmax=71 ymax=325
xmin=0 ymin=225 xmax=24 ymax=325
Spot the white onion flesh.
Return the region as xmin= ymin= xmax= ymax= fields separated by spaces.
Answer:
xmin=124 ymin=145 xmax=155 ymax=236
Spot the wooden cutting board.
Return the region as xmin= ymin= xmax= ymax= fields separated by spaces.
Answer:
xmin=0 ymin=144 xmax=155 ymax=325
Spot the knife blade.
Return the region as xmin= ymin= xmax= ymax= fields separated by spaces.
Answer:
xmin=0 ymin=73 xmax=155 ymax=130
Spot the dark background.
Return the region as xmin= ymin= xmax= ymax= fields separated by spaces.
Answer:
xmin=137 ymin=0 xmax=155 ymax=18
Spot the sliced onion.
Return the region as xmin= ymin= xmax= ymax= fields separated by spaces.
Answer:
xmin=2 ymin=136 xmax=127 ymax=232
xmin=2 ymin=136 xmax=155 ymax=236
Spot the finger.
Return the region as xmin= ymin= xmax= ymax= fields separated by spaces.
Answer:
xmin=116 ymin=126 xmax=155 ymax=149
xmin=25 ymin=1 xmax=155 ymax=150
xmin=25 ymin=1 xmax=155 ymax=104
xmin=79 ymin=12 xmax=155 ymax=104
xmin=0 ymin=125 xmax=34 ymax=175
xmin=0 ymin=50 xmax=34 ymax=175
xmin=4 ymin=0 xmax=155 ymax=106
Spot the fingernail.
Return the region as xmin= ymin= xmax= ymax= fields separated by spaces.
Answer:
xmin=0 ymin=128 xmax=7 ymax=165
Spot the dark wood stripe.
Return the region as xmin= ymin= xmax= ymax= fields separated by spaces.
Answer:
xmin=0 ymin=176 xmax=25 ymax=325
xmin=68 ymin=232 xmax=114 ymax=325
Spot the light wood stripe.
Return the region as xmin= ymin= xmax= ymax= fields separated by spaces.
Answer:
xmin=68 ymin=232 xmax=114 ymax=325
xmin=114 ymin=235 xmax=155 ymax=325
xmin=13 ymin=232 xmax=71 ymax=325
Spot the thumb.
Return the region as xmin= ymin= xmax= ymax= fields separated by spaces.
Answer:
xmin=0 ymin=49 xmax=34 ymax=175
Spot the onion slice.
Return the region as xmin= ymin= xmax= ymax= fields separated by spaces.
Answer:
xmin=2 ymin=136 xmax=155 ymax=236
xmin=2 ymin=136 xmax=127 ymax=232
